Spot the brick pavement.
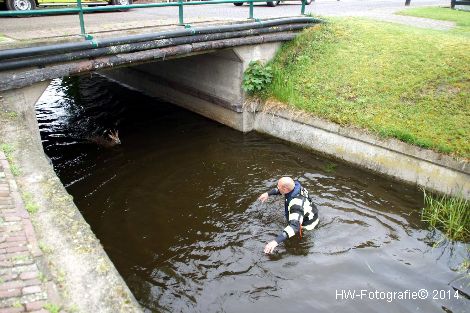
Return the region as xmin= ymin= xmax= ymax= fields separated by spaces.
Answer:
xmin=0 ymin=152 xmax=62 ymax=313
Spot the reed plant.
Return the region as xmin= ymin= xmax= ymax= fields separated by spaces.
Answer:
xmin=422 ymin=190 xmax=470 ymax=242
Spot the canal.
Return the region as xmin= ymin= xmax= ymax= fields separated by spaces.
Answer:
xmin=35 ymin=76 xmax=469 ymax=313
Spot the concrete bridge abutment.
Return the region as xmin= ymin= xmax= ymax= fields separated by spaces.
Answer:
xmin=100 ymin=42 xmax=282 ymax=132
xmin=1 ymin=81 xmax=51 ymax=147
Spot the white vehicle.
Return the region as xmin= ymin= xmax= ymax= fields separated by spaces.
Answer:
xmin=0 ymin=0 xmax=130 ymax=11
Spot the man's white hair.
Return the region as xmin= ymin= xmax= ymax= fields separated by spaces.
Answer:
xmin=278 ymin=177 xmax=295 ymax=190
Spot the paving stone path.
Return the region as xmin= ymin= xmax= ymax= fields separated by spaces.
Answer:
xmin=0 ymin=152 xmax=62 ymax=313
xmin=339 ymin=7 xmax=456 ymax=31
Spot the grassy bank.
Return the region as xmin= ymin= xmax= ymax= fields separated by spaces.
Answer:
xmin=263 ymin=18 xmax=470 ymax=158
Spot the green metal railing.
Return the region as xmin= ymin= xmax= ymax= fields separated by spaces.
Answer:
xmin=0 ymin=0 xmax=309 ymax=40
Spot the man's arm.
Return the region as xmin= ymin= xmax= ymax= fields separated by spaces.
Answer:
xmin=258 ymin=187 xmax=280 ymax=202
xmin=264 ymin=202 xmax=304 ymax=254
xmin=275 ymin=203 xmax=304 ymax=243
xmin=267 ymin=188 xmax=281 ymax=196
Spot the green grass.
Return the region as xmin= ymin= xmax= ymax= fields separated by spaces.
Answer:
xmin=324 ymin=162 xmax=337 ymax=173
xmin=22 ymin=192 xmax=39 ymax=214
xmin=0 ymin=143 xmax=21 ymax=176
xmin=422 ymin=190 xmax=470 ymax=242
xmin=9 ymin=164 xmax=20 ymax=176
xmin=263 ymin=18 xmax=470 ymax=158
xmin=0 ymin=32 xmax=12 ymax=42
xmin=38 ymin=241 xmax=53 ymax=254
xmin=12 ymin=301 xmax=22 ymax=309
xmin=43 ymin=303 xmax=61 ymax=313
xmin=1 ymin=143 xmax=14 ymax=157
xmin=397 ymin=6 xmax=470 ymax=33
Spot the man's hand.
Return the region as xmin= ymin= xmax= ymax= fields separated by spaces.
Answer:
xmin=258 ymin=192 xmax=269 ymax=203
xmin=264 ymin=240 xmax=278 ymax=254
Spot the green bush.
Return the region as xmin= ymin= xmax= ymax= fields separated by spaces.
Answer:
xmin=242 ymin=61 xmax=273 ymax=94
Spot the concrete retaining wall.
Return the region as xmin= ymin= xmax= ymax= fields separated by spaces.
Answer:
xmin=252 ymin=104 xmax=469 ymax=199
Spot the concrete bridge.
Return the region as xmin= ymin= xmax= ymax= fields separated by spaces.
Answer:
xmin=0 ymin=17 xmax=318 ymax=132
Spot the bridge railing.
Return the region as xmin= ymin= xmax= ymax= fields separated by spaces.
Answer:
xmin=0 ymin=0 xmax=310 ymax=40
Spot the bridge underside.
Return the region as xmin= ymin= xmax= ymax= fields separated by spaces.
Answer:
xmin=100 ymin=43 xmax=280 ymax=132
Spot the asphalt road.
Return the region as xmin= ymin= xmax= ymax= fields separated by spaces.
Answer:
xmin=0 ymin=0 xmax=449 ymax=42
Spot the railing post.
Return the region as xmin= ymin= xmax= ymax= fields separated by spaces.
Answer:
xmin=77 ymin=0 xmax=88 ymax=38
xmin=178 ymin=0 xmax=184 ymax=25
xmin=249 ymin=0 xmax=254 ymax=19
xmin=301 ymin=0 xmax=306 ymax=15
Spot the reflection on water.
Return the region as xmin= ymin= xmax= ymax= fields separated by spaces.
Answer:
xmin=36 ymin=76 xmax=470 ymax=313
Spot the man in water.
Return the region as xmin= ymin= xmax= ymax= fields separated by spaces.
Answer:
xmin=258 ymin=177 xmax=319 ymax=254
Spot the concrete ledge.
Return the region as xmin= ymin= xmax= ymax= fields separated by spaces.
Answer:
xmin=252 ymin=102 xmax=470 ymax=199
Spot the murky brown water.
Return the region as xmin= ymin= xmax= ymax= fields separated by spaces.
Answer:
xmin=36 ymin=76 xmax=469 ymax=313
